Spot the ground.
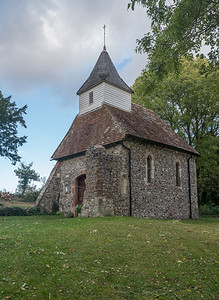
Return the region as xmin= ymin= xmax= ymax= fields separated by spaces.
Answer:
xmin=0 ymin=216 xmax=218 ymax=299
xmin=0 ymin=199 xmax=33 ymax=208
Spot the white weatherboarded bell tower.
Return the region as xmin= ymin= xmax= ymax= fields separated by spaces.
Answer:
xmin=77 ymin=47 xmax=133 ymax=115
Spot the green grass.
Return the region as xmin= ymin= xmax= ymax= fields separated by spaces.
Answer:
xmin=0 ymin=216 xmax=218 ymax=299
xmin=0 ymin=200 xmax=33 ymax=208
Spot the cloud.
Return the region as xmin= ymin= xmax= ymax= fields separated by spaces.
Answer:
xmin=0 ymin=0 xmax=150 ymax=99
xmin=0 ymin=0 xmax=151 ymax=192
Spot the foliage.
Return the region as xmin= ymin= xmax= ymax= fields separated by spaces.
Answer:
xmin=51 ymin=193 xmax=60 ymax=214
xmin=132 ymin=57 xmax=219 ymax=146
xmin=196 ymin=136 xmax=219 ymax=204
xmin=132 ymin=57 xmax=219 ymax=204
xmin=199 ymin=204 xmax=219 ymax=216
xmin=21 ymin=186 xmax=41 ymax=203
xmin=0 ymin=205 xmax=46 ymax=216
xmin=14 ymin=162 xmax=40 ymax=195
xmin=52 ymin=200 xmax=59 ymax=214
xmin=128 ymin=0 xmax=219 ymax=77
xmin=0 ymin=206 xmax=28 ymax=216
xmin=64 ymin=212 xmax=74 ymax=218
xmin=0 ymin=91 xmax=27 ymax=164
xmin=27 ymin=206 xmax=41 ymax=215
xmin=76 ymin=205 xmax=82 ymax=214
xmin=0 ymin=216 xmax=218 ymax=299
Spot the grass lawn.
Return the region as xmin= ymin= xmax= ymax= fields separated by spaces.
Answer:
xmin=0 ymin=216 xmax=218 ymax=299
xmin=0 ymin=200 xmax=34 ymax=208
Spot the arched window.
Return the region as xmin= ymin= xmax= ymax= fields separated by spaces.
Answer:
xmin=176 ymin=162 xmax=181 ymax=186
xmin=147 ymin=156 xmax=152 ymax=183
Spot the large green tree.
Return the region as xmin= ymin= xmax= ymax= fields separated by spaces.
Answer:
xmin=128 ymin=0 xmax=219 ymax=77
xmin=0 ymin=91 xmax=27 ymax=164
xmin=132 ymin=57 xmax=219 ymax=204
xmin=14 ymin=162 xmax=40 ymax=195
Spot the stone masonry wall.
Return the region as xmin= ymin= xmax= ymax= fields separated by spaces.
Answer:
xmin=36 ymin=162 xmax=61 ymax=213
xmin=37 ymin=139 xmax=198 ymax=219
xmin=124 ymin=139 xmax=198 ymax=219
xmin=82 ymin=145 xmax=130 ymax=217
xmin=59 ymin=155 xmax=86 ymax=213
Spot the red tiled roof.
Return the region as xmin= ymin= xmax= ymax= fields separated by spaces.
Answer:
xmin=52 ymin=103 xmax=198 ymax=160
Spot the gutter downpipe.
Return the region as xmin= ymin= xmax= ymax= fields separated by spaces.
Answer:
xmin=121 ymin=140 xmax=132 ymax=217
xmin=187 ymin=155 xmax=193 ymax=219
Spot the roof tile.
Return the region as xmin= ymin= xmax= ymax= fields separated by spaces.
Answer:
xmin=52 ymin=103 xmax=198 ymax=160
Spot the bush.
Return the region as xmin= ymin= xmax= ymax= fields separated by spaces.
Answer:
xmin=27 ymin=206 xmax=40 ymax=215
xmin=199 ymin=204 xmax=219 ymax=216
xmin=64 ymin=212 xmax=74 ymax=218
xmin=76 ymin=205 xmax=82 ymax=215
xmin=0 ymin=205 xmax=51 ymax=216
xmin=0 ymin=207 xmax=28 ymax=216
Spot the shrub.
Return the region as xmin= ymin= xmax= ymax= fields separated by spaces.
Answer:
xmin=76 ymin=205 xmax=82 ymax=215
xmin=199 ymin=204 xmax=219 ymax=216
xmin=28 ymin=206 xmax=40 ymax=215
xmin=64 ymin=212 xmax=74 ymax=218
xmin=0 ymin=207 xmax=28 ymax=216
xmin=52 ymin=201 xmax=59 ymax=214
xmin=22 ymin=190 xmax=41 ymax=202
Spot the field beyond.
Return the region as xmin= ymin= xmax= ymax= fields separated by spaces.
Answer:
xmin=0 ymin=216 xmax=218 ymax=299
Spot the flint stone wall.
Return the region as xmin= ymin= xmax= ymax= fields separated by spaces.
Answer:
xmin=82 ymin=145 xmax=130 ymax=217
xmin=36 ymin=139 xmax=198 ymax=219
xmin=124 ymin=139 xmax=198 ymax=219
xmin=36 ymin=162 xmax=61 ymax=212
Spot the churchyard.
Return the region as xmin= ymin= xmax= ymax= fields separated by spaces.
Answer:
xmin=0 ymin=215 xmax=218 ymax=299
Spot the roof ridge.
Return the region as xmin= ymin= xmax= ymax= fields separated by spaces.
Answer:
xmin=131 ymin=102 xmax=155 ymax=113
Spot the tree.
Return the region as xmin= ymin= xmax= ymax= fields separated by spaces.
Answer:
xmin=14 ymin=162 xmax=40 ymax=195
xmin=132 ymin=56 xmax=219 ymax=204
xmin=128 ymin=0 xmax=219 ymax=77
xmin=196 ymin=136 xmax=219 ymax=205
xmin=132 ymin=57 xmax=218 ymax=146
xmin=0 ymin=91 xmax=27 ymax=164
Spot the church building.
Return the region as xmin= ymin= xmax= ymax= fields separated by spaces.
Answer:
xmin=36 ymin=45 xmax=199 ymax=219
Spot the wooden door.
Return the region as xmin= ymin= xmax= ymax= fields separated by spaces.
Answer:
xmin=77 ymin=175 xmax=86 ymax=206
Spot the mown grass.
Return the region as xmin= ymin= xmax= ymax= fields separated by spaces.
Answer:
xmin=0 ymin=216 xmax=218 ymax=299
xmin=0 ymin=200 xmax=33 ymax=208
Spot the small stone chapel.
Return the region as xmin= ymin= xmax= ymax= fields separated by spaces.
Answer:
xmin=36 ymin=45 xmax=199 ymax=219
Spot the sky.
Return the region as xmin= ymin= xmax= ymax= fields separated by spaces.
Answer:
xmin=0 ymin=0 xmax=150 ymax=192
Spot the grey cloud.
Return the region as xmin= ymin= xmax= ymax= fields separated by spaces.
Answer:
xmin=0 ymin=0 xmax=150 ymax=98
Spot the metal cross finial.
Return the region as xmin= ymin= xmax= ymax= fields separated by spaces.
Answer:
xmin=103 ymin=24 xmax=106 ymax=51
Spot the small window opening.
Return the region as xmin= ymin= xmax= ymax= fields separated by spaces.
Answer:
xmin=147 ymin=156 xmax=152 ymax=183
xmin=121 ymin=174 xmax=128 ymax=195
xmin=89 ymin=91 xmax=93 ymax=104
xmin=176 ymin=162 xmax=181 ymax=186
xmin=65 ymin=184 xmax=69 ymax=193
